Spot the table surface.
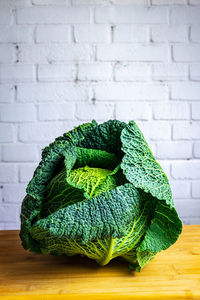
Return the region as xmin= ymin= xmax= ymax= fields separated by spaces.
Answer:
xmin=0 ymin=225 xmax=200 ymax=300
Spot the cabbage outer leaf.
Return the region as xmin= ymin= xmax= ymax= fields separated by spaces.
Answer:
xmin=30 ymin=184 xmax=155 ymax=266
xmin=120 ymin=121 xmax=182 ymax=269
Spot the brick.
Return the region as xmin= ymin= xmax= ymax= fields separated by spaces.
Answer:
xmin=152 ymin=63 xmax=187 ymax=81
xmin=171 ymin=84 xmax=200 ymax=100
xmin=32 ymin=0 xmax=70 ymax=4
xmin=111 ymin=0 xmax=148 ymax=3
xmin=97 ymin=44 xmax=168 ymax=62
xmin=116 ymin=102 xmax=152 ymax=120
xmin=192 ymin=181 xmax=200 ymax=198
xmin=0 ymin=0 xmax=31 ymax=6
xmin=19 ymin=123 xmax=65 ymax=142
xmin=190 ymin=25 xmax=200 ymax=42
xmin=18 ymin=44 xmax=92 ymax=63
xmin=17 ymin=83 xmax=89 ymax=102
xmin=152 ymin=0 xmax=187 ymax=4
xmin=113 ymin=25 xmax=148 ymax=43
xmin=36 ymin=25 xmax=70 ymax=43
xmin=153 ymin=103 xmax=189 ymax=120
xmin=0 ymin=8 xmax=12 ymax=25
xmin=72 ymin=0 xmax=111 ymax=4
xmin=74 ymin=0 xmax=148 ymax=3
xmin=151 ymin=25 xmax=188 ymax=42
xmin=38 ymin=103 xmax=75 ymax=120
xmin=0 ymin=104 xmax=35 ymax=122
xmin=0 ymin=85 xmax=14 ymax=103
xmin=17 ymin=7 xmax=89 ymax=24
xmin=95 ymin=6 xmax=168 ymax=24
xmin=173 ymin=122 xmax=200 ymax=140
xmin=0 ymin=224 xmax=6 ymax=230
xmin=0 ymin=124 xmax=14 ymax=143
xmin=74 ymin=25 xmax=110 ymax=43
xmin=192 ymin=103 xmax=200 ymax=120
xmin=171 ymin=161 xmax=200 ymax=179
xmin=171 ymin=6 xmax=200 ymax=24
xmin=0 ymin=205 xmax=19 ymax=222
xmin=94 ymin=83 xmax=168 ymax=101
xmin=175 ymin=200 xmax=200 ymax=218
xmin=78 ymin=63 xmax=112 ymax=81
xmin=38 ymin=64 xmax=76 ymax=82
xmin=190 ymin=64 xmax=200 ymax=81
xmin=194 ymin=141 xmax=200 ymax=160
xmin=114 ymin=62 xmax=151 ymax=81
xmin=2 ymin=145 xmax=38 ymax=162
xmin=170 ymin=180 xmax=191 ymax=199
xmin=173 ymin=45 xmax=200 ymax=62
xmin=2 ymin=184 xmax=26 ymax=204
xmin=193 ymin=142 xmax=200 ymax=158
xmin=0 ymin=164 xmax=17 ymax=183
xmin=0 ymin=45 xmax=16 ymax=63
xmin=138 ymin=121 xmax=171 ymax=141
xmin=189 ymin=0 xmax=200 ymax=4
xmin=0 ymin=65 xmax=35 ymax=82
xmin=76 ymin=103 xmax=114 ymax=120
xmin=19 ymin=163 xmax=37 ymax=183
xmin=0 ymin=223 xmax=20 ymax=230
xmin=94 ymin=6 xmax=110 ymax=23
xmin=156 ymin=141 xmax=192 ymax=159
xmin=0 ymin=25 xmax=33 ymax=43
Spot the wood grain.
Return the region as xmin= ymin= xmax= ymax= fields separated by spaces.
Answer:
xmin=0 ymin=225 xmax=200 ymax=299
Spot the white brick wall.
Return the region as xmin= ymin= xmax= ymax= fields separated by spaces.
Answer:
xmin=36 ymin=25 xmax=70 ymax=43
xmin=190 ymin=64 xmax=200 ymax=80
xmin=0 ymin=0 xmax=200 ymax=229
xmin=113 ymin=25 xmax=148 ymax=43
xmin=38 ymin=64 xmax=76 ymax=82
xmin=151 ymin=25 xmax=188 ymax=43
xmin=74 ymin=24 xmax=110 ymax=43
xmin=97 ymin=44 xmax=169 ymax=61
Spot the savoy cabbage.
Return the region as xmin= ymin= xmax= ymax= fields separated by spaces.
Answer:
xmin=20 ymin=120 xmax=182 ymax=271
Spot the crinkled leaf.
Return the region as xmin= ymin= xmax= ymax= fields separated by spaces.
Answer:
xmin=30 ymin=186 xmax=154 ymax=264
xmin=121 ymin=121 xmax=173 ymax=207
xmin=68 ymin=119 xmax=126 ymax=159
xmin=31 ymin=183 xmax=144 ymax=244
xmin=120 ymin=121 xmax=182 ymax=269
xmin=137 ymin=202 xmax=182 ymax=253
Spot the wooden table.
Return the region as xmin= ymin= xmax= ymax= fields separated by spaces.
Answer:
xmin=0 ymin=225 xmax=200 ymax=299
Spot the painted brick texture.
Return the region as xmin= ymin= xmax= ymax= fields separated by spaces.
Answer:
xmin=0 ymin=0 xmax=200 ymax=229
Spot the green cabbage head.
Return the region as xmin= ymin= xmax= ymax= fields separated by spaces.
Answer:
xmin=20 ymin=120 xmax=182 ymax=271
